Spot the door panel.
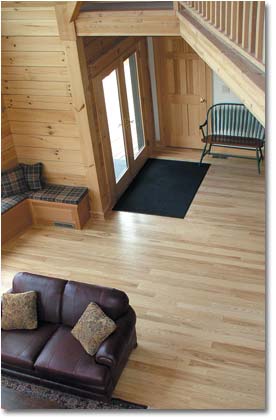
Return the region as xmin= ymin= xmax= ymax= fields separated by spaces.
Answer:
xmin=154 ymin=37 xmax=212 ymax=149
xmin=93 ymin=42 xmax=150 ymax=205
xmin=123 ymin=53 xmax=145 ymax=158
xmin=102 ymin=69 xmax=128 ymax=182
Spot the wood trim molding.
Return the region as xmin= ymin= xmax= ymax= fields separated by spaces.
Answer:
xmin=67 ymin=1 xmax=83 ymax=23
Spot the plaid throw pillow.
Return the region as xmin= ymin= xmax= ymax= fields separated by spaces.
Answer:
xmin=1 ymin=166 xmax=28 ymax=198
xmin=20 ymin=163 xmax=43 ymax=191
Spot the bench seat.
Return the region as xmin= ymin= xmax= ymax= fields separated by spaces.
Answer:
xmin=1 ymin=194 xmax=28 ymax=214
xmin=28 ymin=184 xmax=88 ymax=205
xmin=1 ymin=184 xmax=90 ymax=244
xmin=202 ymin=135 xmax=265 ymax=149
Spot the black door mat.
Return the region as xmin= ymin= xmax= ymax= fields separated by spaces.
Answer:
xmin=113 ymin=158 xmax=210 ymax=219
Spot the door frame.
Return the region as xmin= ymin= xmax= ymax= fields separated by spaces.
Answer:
xmin=92 ymin=39 xmax=151 ymax=207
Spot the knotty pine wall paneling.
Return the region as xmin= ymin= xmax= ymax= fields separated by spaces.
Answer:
xmin=1 ymin=3 xmax=86 ymax=188
xmin=1 ymin=103 xmax=18 ymax=171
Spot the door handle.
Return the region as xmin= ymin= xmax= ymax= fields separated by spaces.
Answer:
xmin=200 ymin=97 xmax=206 ymax=103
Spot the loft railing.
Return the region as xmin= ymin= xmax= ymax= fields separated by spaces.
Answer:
xmin=178 ymin=2 xmax=265 ymax=68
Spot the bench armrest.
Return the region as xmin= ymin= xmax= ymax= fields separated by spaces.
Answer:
xmin=95 ymin=306 xmax=136 ymax=369
xmin=199 ymin=120 xmax=208 ymax=138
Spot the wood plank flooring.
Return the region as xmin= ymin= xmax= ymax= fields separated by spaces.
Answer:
xmin=1 ymin=148 xmax=265 ymax=409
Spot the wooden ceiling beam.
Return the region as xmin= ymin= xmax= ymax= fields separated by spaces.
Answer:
xmin=67 ymin=1 xmax=83 ymax=23
xmin=75 ymin=10 xmax=180 ymax=36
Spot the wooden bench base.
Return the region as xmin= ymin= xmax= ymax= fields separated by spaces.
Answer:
xmin=1 ymin=194 xmax=90 ymax=244
xmin=1 ymin=200 xmax=32 ymax=245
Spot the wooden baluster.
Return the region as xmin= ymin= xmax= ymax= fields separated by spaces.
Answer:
xmin=249 ymin=1 xmax=258 ymax=55
xmin=236 ymin=2 xmax=244 ymax=45
xmin=206 ymin=1 xmax=211 ymax=21
xmin=242 ymin=1 xmax=250 ymax=50
xmin=220 ymin=1 xmax=226 ymax=32
xmin=225 ymin=1 xmax=232 ymax=35
xmin=210 ymin=1 xmax=216 ymax=25
xmin=173 ymin=1 xmax=179 ymax=12
xmin=202 ymin=1 xmax=207 ymax=18
xmin=231 ymin=2 xmax=238 ymax=41
xmin=255 ymin=2 xmax=265 ymax=61
xmin=198 ymin=1 xmax=202 ymax=14
xmin=215 ymin=1 xmax=221 ymax=28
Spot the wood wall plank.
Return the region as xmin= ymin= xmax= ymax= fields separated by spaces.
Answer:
xmin=7 ymin=108 xmax=76 ymax=124
xmin=4 ymin=95 xmax=73 ymax=111
xmin=1 ymin=104 xmax=18 ymax=170
xmin=2 ymin=80 xmax=71 ymax=96
xmin=2 ymin=36 xmax=64 ymax=52
xmin=12 ymin=134 xmax=81 ymax=151
xmin=1 ymin=20 xmax=59 ymax=36
xmin=15 ymin=146 xmax=83 ymax=164
xmin=10 ymin=121 xmax=80 ymax=138
xmin=2 ymin=8 xmax=56 ymax=20
xmin=2 ymin=66 xmax=70 ymax=82
xmin=2 ymin=51 xmax=66 ymax=66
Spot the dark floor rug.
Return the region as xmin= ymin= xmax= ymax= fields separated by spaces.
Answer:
xmin=1 ymin=374 xmax=147 ymax=410
xmin=113 ymin=158 xmax=210 ymax=218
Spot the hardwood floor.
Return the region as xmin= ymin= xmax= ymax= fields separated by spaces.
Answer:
xmin=1 ymin=148 xmax=265 ymax=409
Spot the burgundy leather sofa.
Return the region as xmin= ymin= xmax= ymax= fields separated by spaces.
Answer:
xmin=1 ymin=272 xmax=137 ymax=401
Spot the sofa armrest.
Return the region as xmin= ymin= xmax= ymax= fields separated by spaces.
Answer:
xmin=95 ymin=306 xmax=136 ymax=369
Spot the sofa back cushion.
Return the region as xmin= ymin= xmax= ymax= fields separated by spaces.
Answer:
xmin=12 ymin=272 xmax=67 ymax=324
xmin=61 ymin=281 xmax=129 ymax=327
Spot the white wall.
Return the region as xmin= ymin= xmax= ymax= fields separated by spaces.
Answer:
xmin=212 ymin=71 xmax=241 ymax=104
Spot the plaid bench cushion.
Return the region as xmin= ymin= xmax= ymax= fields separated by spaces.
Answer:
xmin=28 ymin=184 xmax=88 ymax=205
xmin=20 ymin=162 xmax=43 ymax=191
xmin=1 ymin=194 xmax=28 ymax=214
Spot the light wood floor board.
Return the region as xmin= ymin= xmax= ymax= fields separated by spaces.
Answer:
xmin=1 ymin=148 xmax=265 ymax=409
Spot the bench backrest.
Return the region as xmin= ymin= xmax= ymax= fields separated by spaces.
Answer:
xmin=206 ymin=103 xmax=265 ymax=140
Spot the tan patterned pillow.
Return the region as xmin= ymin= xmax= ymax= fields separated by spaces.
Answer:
xmin=1 ymin=291 xmax=38 ymax=330
xmin=71 ymin=302 xmax=116 ymax=356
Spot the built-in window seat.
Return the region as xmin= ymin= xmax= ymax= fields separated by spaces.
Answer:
xmin=1 ymin=184 xmax=90 ymax=244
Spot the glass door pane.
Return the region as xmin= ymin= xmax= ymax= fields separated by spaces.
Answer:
xmin=102 ymin=69 xmax=128 ymax=183
xmin=124 ymin=54 xmax=145 ymax=158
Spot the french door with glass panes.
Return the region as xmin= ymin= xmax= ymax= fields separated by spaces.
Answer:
xmin=94 ymin=48 xmax=148 ymax=204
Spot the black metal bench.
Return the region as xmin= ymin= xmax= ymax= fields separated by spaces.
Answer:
xmin=199 ymin=103 xmax=265 ymax=173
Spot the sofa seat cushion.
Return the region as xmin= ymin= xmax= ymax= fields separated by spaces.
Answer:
xmin=28 ymin=184 xmax=88 ymax=205
xmin=34 ymin=325 xmax=112 ymax=391
xmin=1 ymin=322 xmax=58 ymax=370
xmin=1 ymin=193 xmax=28 ymax=214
